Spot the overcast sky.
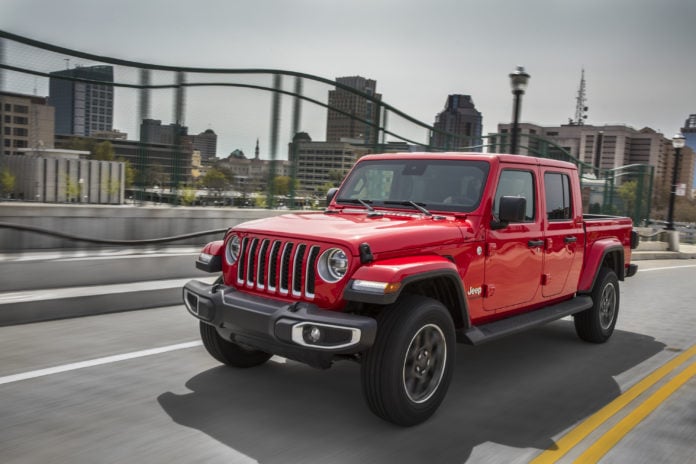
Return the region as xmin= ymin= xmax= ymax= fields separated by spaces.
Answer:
xmin=2 ymin=0 xmax=695 ymax=158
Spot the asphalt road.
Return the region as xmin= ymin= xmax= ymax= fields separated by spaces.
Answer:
xmin=1 ymin=260 xmax=694 ymax=464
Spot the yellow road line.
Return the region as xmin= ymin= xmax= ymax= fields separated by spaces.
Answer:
xmin=530 ymin=344 xmax=696 ymax=464
xmin=575 ymin=360 xmax=696 ymax=462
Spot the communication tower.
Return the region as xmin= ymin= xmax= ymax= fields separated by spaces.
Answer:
xmin=569 ymin=69 xmax=588 ymax=125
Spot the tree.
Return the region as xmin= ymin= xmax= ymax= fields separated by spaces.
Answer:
xmin=179 ymin=185 xmax=197 ymax=206
xmin=63 ymin=137 xmax=95 ymax=152
xmin=674 ymin=197 xmax=696 ymax=223
xmin=201 ymin=168 xmax=228 ymax=193
xmin=119 ymin=158 xmax=136 ymax=188
xmin=272 ymin=175 xmax=299 ymax=196
xmin=92 ymin=141 xmax=115 ymax=161
xmin=328 ymin=169 xmax=346 ymax=187
xmin=65 ymin=176 xmax=81 ymax=202
xmin=0 ymin=167 xmax=16 ymax=198
xmin=316 ymin=181 xmax=335 ymax=199
xmin=101 ymin=176 xmax=120 ymax=202
xmin=214 ymin=165 xmax=235 ymax=184
xmin=617 ymin=180 xmax=637 ymax=217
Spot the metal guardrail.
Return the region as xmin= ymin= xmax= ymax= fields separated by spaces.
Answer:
xmin=0 ymin=221 xmax=226 ymax=246
xmin=636 ymin=227 xmax=696 ymax=244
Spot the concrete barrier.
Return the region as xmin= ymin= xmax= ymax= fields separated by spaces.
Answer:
xmin=0 ymin=203 xmax=290 ymax=252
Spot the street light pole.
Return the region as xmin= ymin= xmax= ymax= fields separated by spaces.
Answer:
xmin=509 ymin=66 xmax=530 ymax=154
xmin=666 ymin=133 xmax=685 ymax=231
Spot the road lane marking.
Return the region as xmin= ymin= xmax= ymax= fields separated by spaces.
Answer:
xmin=638 ymin=264 xmax=696 ymax=272
xmin=576 ymin=360 xmax=696 ymax=462
xmin=0 ymin=341 xmax=288 ymax=386
xmin=530 ymin=344 xmax=696 ymax=463
xmin=0 ymin=341 xmax=203 ymax=385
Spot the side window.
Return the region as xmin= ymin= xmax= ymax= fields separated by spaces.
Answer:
xmin=544 ymin=172 xmax=572 ymax=220
xmin=494 ymin=169 xmax=535 ymax=221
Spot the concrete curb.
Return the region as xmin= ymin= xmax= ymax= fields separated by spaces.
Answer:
xmin=632 ymin=251 xmax=696 ymax=260
xmin=0 ymin=277 xmax=214 ymax=327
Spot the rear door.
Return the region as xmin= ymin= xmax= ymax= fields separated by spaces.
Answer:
xmin=541 ymin=169 xmax=584 ymax=297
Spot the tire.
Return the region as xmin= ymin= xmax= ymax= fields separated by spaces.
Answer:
xmin=361 ymin=294 xmax=455 ymax=426
xmin=574 ymin=267 xmax=619 ymax=343
xmin=199 ymin=321 xmax=272 ymax=368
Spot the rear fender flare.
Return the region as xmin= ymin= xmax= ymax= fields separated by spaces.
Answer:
xmin=578 ymin=239 xmax=624 ymax=293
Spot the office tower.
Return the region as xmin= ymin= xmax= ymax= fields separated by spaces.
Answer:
xmin=49 ymin=65 xmax=114 ymax=136
xmin=326 ymin=76 xmax=381 ymax=145
xmin=430 ymin=95 xmax=483 ymax=151
xmin=189 ymin=129 xmax=218 ymax=162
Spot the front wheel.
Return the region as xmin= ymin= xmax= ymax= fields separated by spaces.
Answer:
xmin=574 ymin=267 xmax=619 ymax=343
xmin=199 ymin=322 xmax=272 ymax=368
xmin=361 ymin=295 xmax=455 ymax=426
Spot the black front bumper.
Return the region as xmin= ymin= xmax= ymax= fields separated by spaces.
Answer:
xmin=183 ymin=280 xmax=377 ymax=367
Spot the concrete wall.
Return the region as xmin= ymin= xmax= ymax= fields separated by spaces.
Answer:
xmin=4 ymin=155 xmax=125 ymax=204
xmin=0 ymin=203 xmax=288 ymax=251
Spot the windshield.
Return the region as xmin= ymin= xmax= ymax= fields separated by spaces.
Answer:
xmin=336 ymin=159 xmax=490 ymax=213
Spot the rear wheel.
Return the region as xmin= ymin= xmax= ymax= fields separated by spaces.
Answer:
xmin=574 ymin=267 xmax=619 ymax=343
xmin=199 ymin=322 xmax=272 ymax=367
xmin=361 ymin=294 xmax=455 ymax=426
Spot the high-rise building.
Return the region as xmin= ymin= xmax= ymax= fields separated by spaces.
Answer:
xmin=430 ymin=95 xmax=483 ymax=151
xmin=682 ymin=114 xmax=696 ymax=188
xmin=49 ymin=65 xmax=114 ymax=136
xmin=326 ymin=76 xmax=382 ymax=146
xmin=1 ymin=91 xmax=55 ymax=156
xmin=140 ymin=119 xmax=188 ymax=145
xmin=189 ymin=129 xmax=218 ymax=162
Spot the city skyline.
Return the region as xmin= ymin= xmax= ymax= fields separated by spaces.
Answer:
xmin=2 ymin=0 xmax=695 ymax=159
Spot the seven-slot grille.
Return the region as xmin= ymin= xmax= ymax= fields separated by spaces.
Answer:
xmin=236 ymin=237 xmax=321 ymax=299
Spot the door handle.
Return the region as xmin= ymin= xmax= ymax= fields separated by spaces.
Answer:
xmin=564 ymin=236 xmax=578 ymax=243
xmin=528 ymin=240 xmax=544 ymax=248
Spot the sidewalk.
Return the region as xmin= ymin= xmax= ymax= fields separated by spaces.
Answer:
xmin=631 ymin=242 xmax=696 ymax=261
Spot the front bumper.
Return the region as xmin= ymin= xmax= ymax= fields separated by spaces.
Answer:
xmin=183 ymin=280 xmax=377 ymax=365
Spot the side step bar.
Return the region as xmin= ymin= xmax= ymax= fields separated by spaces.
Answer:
xmin=458 ymin=296 xmax=593 ymax=345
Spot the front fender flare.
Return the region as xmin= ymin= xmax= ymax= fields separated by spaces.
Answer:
xmin=195 ymin=240 xmax=225 ymax=273
xmin=343 ymin=255 xmax=469 ymax=328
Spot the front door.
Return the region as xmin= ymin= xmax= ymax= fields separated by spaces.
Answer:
xmin=484 ymin=168 xmax=544 ymax=313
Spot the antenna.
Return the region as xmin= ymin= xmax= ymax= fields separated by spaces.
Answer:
xmin=571 ymin=69 xmax=588 ymax=125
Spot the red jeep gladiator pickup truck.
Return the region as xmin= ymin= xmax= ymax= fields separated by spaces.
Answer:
xmin=183 ymin=152 xmax=638 ymax=426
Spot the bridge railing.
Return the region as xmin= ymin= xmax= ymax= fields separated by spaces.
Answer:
xmin=1 ymin=30 xmax=652 ymax=223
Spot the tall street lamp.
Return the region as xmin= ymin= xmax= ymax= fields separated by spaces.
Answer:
xmin=666 ymin=133 xmax=685 ymax=231
xmin=509 ymin=66 xmax=530 ymax=154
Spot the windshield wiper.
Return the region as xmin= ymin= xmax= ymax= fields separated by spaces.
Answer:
xmin=384 ymin=200 xmax=432 ymax=216
xmin=335 ymin=198 xmax=375 ymax=212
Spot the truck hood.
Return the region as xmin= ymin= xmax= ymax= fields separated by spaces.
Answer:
xmin=234 ymin=211 xmax=475 ymax=256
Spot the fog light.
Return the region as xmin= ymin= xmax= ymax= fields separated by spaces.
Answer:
xmin=288 ymin=322 xmax=362 ymax=349
xmin=304 ymin=325 xmax=322 ymax=343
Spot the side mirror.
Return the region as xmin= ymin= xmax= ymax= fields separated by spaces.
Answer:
xmin=492 ymin=196 xmax=526 ymax=229
xmin=326 ymin=187 xmax=339 ymax=205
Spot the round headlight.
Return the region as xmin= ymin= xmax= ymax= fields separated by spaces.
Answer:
xmin=225 ymin=234 xmax=241 ymax=264
xmin=318 ymin=248 xmax=349 ymax=283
